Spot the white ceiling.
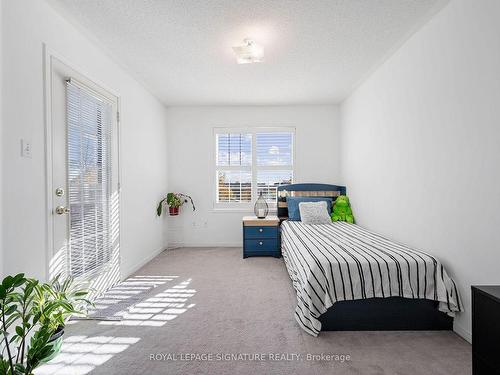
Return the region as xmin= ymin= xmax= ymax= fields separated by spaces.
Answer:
xmin=49 ymin=0 xmax=447 ymax=106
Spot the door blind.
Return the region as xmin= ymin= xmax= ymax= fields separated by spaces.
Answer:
xmin=66 ymin=80 xmax=113 ymax=278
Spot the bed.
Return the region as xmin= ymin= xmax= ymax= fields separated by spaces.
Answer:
xmin=277 ymin=183 xmax=462 ymax=336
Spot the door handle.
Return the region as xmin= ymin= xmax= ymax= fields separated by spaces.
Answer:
xmin=55 ymin=206 xmax=70 ymax=215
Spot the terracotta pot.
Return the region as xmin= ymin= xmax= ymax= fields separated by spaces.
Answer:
xmin=169 ymin=206 xmax=179 ymax=216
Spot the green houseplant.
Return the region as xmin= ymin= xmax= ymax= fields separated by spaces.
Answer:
xmin=1 ymin=274 xmax=53 ymax=374
xmin=32 ymin=274 xmax=93 ymax=363
xmin=157 ymin=193 xmax=195 ymax=216
xmin=0 ymin=273 xmax=92 ymax=374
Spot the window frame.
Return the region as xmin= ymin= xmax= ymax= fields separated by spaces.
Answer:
xmin=212 ymin=126 xmax=296 ymax=212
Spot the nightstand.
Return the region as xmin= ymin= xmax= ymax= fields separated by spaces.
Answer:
xmin=242 ymin=216 xmax=280 ymax=258
xmin=472 ymin=286 xmax=500 ymax=374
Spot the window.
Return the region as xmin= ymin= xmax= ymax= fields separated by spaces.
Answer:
xmin=215 ymin=128 xmax=294 ymax=209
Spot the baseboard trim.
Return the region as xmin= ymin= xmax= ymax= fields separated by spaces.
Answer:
xmin=167 ymin=242 xmax=241 ymax=249
xmin=453 ymin=322 xmax=472 ymax=343
xmin=121 ymin=246 xmax=167 ymax=280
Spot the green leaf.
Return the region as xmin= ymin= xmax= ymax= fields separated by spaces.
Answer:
xmin=15 ymin=326 xmax=24 ymax=337
xmin=60 ymin=302 xmax=74 ymax=311
xmin=73 ymin=291 xmax=89 ymax=297
xmin=12 ymin=274 xmax=26 ymax=288
xmin=9 ymin=293 xmax=23 ymax=304
xmin=0 ymin=285 xmax=6 ymax=299
xmin=2 ymin=275 xmax=14 ymax=289
xmin=156 ymin=198 xmax=165 ymax=216
xmin=166 ymin=192 xmax=175 ymax=205
xmin=62 ymin=277 xmax=73 ymax=292
xmin=0 ymin=358 xmax=11 ymax=375
xmin=14 ymin=363 xmax=26 ymax=373
xmin=5 ymin=313 xmax=19 ymax=328
xmin=5 ymin=305 xmax=17 ymax=315
xmin=24 ymin=284 xmax=34 ymax=300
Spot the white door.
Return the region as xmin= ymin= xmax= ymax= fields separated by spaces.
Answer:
xmin=48 ymin=56 xmax=120 ymax=292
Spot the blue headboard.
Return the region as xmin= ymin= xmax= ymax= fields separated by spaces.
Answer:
xmin=276 ymin=183 xmax=346 ymax=220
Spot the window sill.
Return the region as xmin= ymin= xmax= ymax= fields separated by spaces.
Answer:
xmin=210 ymin=208 xmax=253 ymax=214
xmin=210 ymin=207 xmax=278 ymax=214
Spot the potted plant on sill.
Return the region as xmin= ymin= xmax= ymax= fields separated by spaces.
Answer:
xmin=157 ymin=193 xmax=195 ymax=216
xmin=0 ymin=273 xmax=92 ymax=374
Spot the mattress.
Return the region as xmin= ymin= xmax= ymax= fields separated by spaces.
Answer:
xmin=281 ymin=221 xmax=462 ymax=336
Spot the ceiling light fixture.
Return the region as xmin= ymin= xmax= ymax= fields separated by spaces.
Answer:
xmin=232 ymin=38 xmax=264 ymax=64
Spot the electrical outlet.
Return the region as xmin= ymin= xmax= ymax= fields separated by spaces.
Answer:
xmin=21 ymin=139 xmax=32 ymax=158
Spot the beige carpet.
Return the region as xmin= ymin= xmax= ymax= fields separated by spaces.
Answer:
xmin=37 ymin=247 xmax=471 ymax=375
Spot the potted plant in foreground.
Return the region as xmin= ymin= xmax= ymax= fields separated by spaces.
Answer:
xmin=157 ymin=193 xmax=195 ymax=216
xmin=33 ymin=274 xmax=93 ymax=363
xmin=0 ymin=273 xmax=92 ymax=374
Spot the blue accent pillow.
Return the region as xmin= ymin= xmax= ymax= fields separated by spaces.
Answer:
xmin=287 ymin=197 xmax=333 ymax=221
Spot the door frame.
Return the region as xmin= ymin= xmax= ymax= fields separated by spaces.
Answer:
xmin=43 ymin=44 xmax=122 ymax=281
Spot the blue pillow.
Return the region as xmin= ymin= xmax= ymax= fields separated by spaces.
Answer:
xmin=287 ymin=197 xmax=333 ymax=221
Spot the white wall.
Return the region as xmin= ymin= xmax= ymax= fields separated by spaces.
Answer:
xmin=1 ymin=0 xmax=169 ymax=281
xmin=166 ymin=105 xmax=340 ymax=247
xmin=340 ymin=0 xmax=500 ymax=341
xmin=0 ymin=0 xmax=4 ymax=277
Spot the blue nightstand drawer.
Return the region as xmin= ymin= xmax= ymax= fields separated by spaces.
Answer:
xmin=242 ymin=216 xmax=281 ymax=258
xmin=244 ymin=238 xmax=278 ymax=252
xmin=244 ymin=226 xmax=278 ymax=239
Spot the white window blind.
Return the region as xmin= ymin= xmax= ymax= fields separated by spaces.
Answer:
xmin=216 ymin=133 xmax=252 ymax=166
xmin=67 ymin=80 xmax=113 ymax=278
xmin=215 ymin=128 xmax=294 ymax=207
xmin=216 ymin=133 xmax=252 ymax=203
xmin=256 ymin=132 xmax=293 ymax=201
xmin=256 ymin=132 xmax=293 ymax=166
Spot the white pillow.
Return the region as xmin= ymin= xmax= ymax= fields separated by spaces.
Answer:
xmin=298 ymin=201 xmax=331 ymax=225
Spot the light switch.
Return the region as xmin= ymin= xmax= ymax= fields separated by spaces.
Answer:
xmin=21 ymin=139 xmax=32 ymax=158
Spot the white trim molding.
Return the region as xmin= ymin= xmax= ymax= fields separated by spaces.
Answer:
xmin=453 ymin=322 xmax=472 ymax=344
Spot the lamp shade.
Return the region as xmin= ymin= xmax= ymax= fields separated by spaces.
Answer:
xmin=254 ymin=192 xmax=269 ymax=219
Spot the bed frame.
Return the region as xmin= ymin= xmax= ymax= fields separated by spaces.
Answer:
xmin=276 ymin=183 xmax=453 ymax=332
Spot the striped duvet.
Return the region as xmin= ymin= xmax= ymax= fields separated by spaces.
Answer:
xmin=281 ymin=221 xmax=462 ymax=336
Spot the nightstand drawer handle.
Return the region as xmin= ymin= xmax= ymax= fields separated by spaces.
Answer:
xmin=259 ymin=228 xmax=263 ymax=232
xmin=259 ymin=241 xmax=263 ymax=246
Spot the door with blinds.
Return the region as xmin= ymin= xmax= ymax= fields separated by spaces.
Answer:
xmin=48 ymin=56 xmax=120 ymax=293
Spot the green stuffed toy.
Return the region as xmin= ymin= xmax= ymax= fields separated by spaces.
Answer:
xmin=331 ymin=195 xmax=355 ymax=224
